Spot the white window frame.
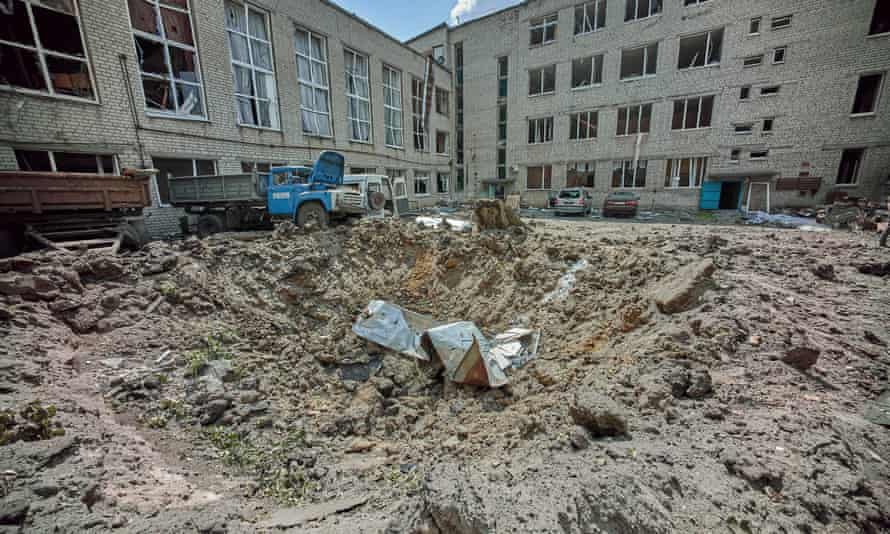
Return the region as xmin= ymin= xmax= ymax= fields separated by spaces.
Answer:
xmin=677 ymin=28 xmax=723 ymax=70
xmin=436 ymin=130 xmax=450 ymax=155
xmin=625 ymin=0 xmax=662 ymax=22
xmin=734 ymin=123 xmax=754 ymax=135
xmin=569 ymin=110 xmax=598 ymax=140
xmin=344 ymin=48 xmax=372 ymax=143
xmin=612 ymin=159 xmax=647 ymax=188
xmin=571 ymin=55 xmax=604 ymax=89
xmin=750 ymin=150 xmax=769 ymax=160
xmin=616 ymin=103 xmax=652 ymax=136
xmin=0 ymin=0 xmax=97 ymax=103
xmin=529 ymin=65 xmax=556 ymax=96
xmin=665 ymin=157 xmax=707 ymax=189
xmin=411 ymin=77 xmax=427 ymax=152
xmin=684 ymin=0 xmax=710 ymax=5
xmin=743 ymin=55 xmax=764 ymax=67
xmin=771 ymin=15 xmax=792 ymax=30
xmin=749 ymin=17 xmax=762 ymax=35
xmin=851 ymin=72 xmax=884 ymax=116
xmin=436 ymin=172 xmax=450 ymax=193
xmin=496 ymin=147 xmax=507 ymax=179
xmin=382 ymin=65 xmax=403 ymax=148
xmin=530 ymin=13 xmax=558 ymax=46
xmin=672 ymin=95 xmax=714 ymax=130
xmin=760 ymin=85 xmax=780 ymax=96
xmin=225 ymin=1 xmax=279 ymax=129
xmin=772 ymin=46 xmax=786 ymax=64
xmin=414 ymin=171 xmax=430 ymax=196
xmin=620 ymin=43 xmax=658 ymax=80
xmin=435 ymin=86 xmax=449 ymax=116
xmin=15 ymin=149 xmax=118 ymax=174
xmin=575 ymin=1 xmax=606 ymax=35
xmin=528 ymin=116 xmax=554 ymax=144
xmin=836 ymin=149 xmax=864 ymax=186
xmin=295 ymin=27 xmax=332 ymax=137
xmin=526 ymin=165 xmax=553 ymax=190
xmin=762 ymin=118 xmax=774 ymax=134
xmin=129 ymin=0 xmax=206 ymax=119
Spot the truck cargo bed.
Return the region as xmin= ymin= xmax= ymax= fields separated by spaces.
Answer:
xmin=0 ymin=171 xmax=150 ymax=214
xmin=169 ymin=173 xmax=264 ymax=206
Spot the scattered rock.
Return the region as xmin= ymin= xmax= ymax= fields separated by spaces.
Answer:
xmin=652 ymin=259 xmax=716 ymax=314
xmin=261 ymin=495 xmax=369 ymax=529
xmin=570 ymin=389 xmax=628 ymax=437
xmin=811 ymin=263 xmax=836 ymax=281
xmin=782 ymin=347 xmax=820 ymax=371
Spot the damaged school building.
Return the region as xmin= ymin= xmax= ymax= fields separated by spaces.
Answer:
xmin=1 ymin=0 xmax=889 ymax=235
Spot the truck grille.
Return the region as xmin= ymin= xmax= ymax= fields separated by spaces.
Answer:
xmin=339 ymin=191 xmax=364 ymax=211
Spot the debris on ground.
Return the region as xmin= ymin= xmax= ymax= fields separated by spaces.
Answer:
xmin=414 ymin=216 xmax=473 ymax=232
xmin=473 ymin=199 xmax=524 ymax=230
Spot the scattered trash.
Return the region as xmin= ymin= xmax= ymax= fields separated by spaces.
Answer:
xmin=352 ymin=300 xmax=540 ymax=387
xmin=415 ymin=216 xmax=473 ymax=232
xmin=542 ymin=259 xmax=588 ymax=303
xmin=743 ymin=211 xmax=829 ymax=230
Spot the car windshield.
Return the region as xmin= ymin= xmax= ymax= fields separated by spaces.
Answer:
xmin=559 ymin=190 xmax=581 ymax=199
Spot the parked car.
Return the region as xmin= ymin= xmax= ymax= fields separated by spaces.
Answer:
xmin=554 ymin=188 xmax=593 ymax=216
xmin=602 ymin=191 xmax=640 ymax=217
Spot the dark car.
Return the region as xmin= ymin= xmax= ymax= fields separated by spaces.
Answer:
xmin=602 ymin=191 xmax=640 ymax=217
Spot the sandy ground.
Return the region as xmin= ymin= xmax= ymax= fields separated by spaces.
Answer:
xmin=1 ymin=216 xmax=889 ymax=533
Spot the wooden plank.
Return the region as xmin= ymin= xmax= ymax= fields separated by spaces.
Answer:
xmin=25 ymin=227 xmax=69 ymax=253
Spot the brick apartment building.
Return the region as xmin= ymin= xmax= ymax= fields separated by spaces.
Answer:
xmin=1 ymin=0 xmax=889 ymax=235
xmin=0 ymin=0 xmax=456 ymax=237
xmin=408 ymin=0 xmax=890 ymax=210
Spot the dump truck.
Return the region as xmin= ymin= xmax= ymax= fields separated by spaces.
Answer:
xmin=0 ymin=171 xmax=151 ymax=258
xmin=168 ymin=151 xmax=381 ymax=235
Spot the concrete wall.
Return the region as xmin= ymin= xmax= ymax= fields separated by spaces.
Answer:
xmin=0 ymin=0 xmax=456 ymax=237
xmin=425 ymin=0 xmax=890 ymax=209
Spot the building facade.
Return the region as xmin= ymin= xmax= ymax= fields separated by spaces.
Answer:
xmin=408 ymin=0 xmax=890 ymax=210
xmin=0 ymin=0 xmax=458 ymax=237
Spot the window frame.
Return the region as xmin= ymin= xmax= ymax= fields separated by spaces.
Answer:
xmin=435 ymin=86 xmax=449 ymax=117
xmin=772 ymin=46 xmax=787 ymax=65
xmin=734 ymin=123 xmax=754 ymax=135
xmin=526 ymin=165 xmax=553 ymax=190
xmin=528 ymin=64 xmax=556 ymax=96
xmin=740 ymin=86 xmax=751 ymax=100
xmin=743 ymin=55 xmax=764 ymax=67
xmin=760 ymin=85 xmax=780 ymax=96
xmin=571 ymin=54 xmax=604 ymax=90
xmin=151 ymin=157 xmax=216 ymax=206
xmin=664 ymin=157 xmax=708 ymax=189
xmin=0 ymin=0 xmax=98 ymax=103
xmin=625 ymin=0 xmax=663 ymax=22
xmin=616 ymin=103 xmax=652 ymax=136
xmin=411 ymin=76 xmax=427 ymax=152
xmin=413 ymin=171 xmax=430 ymax=196
xmin=15 ymin=149 xmax=118 ymax=174
xmin=435 ymin=130 xmax=449 ymax=155
xmin=436 ymin=172 xmax=450 ymax=193
xmin=497 ymin=103 xmax=508 ymax=143
xmin=527 ymin=116 xmax=554 ymax=144
xmin=684 ymin=0 xmax=711 ymax=5
xmin=225 ymin=1 xmax=279 ymax=130
xmin=497 ymin=55 xmax=509 ymax=99
xmin=382 ymin=64 xmax=404 ymax=148
xmin=749 ymin=17 xmax=762 ymax=35
xmin=677 ymin=28 xmax=723 ymax=70
xmin=771 ymin=15 xmax=792 ymax=30
xmin=620 ymin=42 xmax=658 ymax=80
xmin=671 ymin=95 xmax=714 ymax=130
xmin=749 ymin=150 xmax=769 ymax=160
xmin=729 ymin=149 xmax=740 ymax=163
xmin=496 ymin=147 xmax=507 ymax=180
xmin=295 ymin=27 xmax=333 ymax=137
xmin=869 ymin=1 xmax=890 ymax=36
xmin=850 ymin=72 xmax=884 ymax=116
xmin=569 ymin=110 xmax=598 ymax=140
xmin=529 ymin=13 xmax=558 ymax=46
xmin=611 ymin=159 xmax=647 ymax=188
xmin=343 ymin=47 xmax=372 ymax=143
xmin=574 ymin=0 xmax=607 ymax=35
xmin=567 ymin=161 xmax=596 ymax=188
xmin=836 ymin=148 xmax=864 ymax=185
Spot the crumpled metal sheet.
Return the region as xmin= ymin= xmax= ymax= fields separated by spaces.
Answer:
xmin=352 ymin=301 xmax=540 ymax=388
xmin=351 ymin=300 xmax=441 ymax=361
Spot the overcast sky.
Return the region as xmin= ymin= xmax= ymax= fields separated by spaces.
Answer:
xmin=332 ymin=0 xmax=521 ymax=41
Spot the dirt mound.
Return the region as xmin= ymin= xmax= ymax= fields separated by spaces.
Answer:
xmin=1 ymin=219 xmax=889 ymax=532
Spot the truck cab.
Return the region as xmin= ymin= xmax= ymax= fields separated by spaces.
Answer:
xmin=342 ymin=174 xmax=408 ymax=217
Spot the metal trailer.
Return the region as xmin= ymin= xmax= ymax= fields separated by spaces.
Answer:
xmin=0 ymin=171 xmax=151 ymax=258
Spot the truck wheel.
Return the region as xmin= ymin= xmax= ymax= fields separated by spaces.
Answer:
xmin=296 ymin=202 xmax=328 ymax=228
xmin=197 ymin=214 xmax=225 ymax=238
xmin=0 ymin=227 xmax=23 ymax=258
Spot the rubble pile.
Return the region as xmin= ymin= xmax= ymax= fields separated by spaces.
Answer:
xmin=0 ymin=219 xmax=889 ymax=532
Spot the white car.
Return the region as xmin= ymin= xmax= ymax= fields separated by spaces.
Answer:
xmin=554 ymin=188 xmax=594 ymax=215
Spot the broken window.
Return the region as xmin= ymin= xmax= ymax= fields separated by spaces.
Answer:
xmin=616 ymin=103 xmax=652 ymax=135
xmin=151 ymin=157 xmax=214 ymax=204
xmin=763 ymin=118 xmax=774 ymax=133
xmin=836 ymin=148 xmax=863 ymax=185
xmin=743 ymin=55 xmax=763 ymax=67
xmin=678 ymin=28 xmax=723 ymax=69
xmin=528 ymin=116 xmax=554 ymax=144
xmin=771 ymin=15 xmax=792 ymax=30
xmin=436 ymin=87 xmax=449 ymax=116
xmin=529 ymin=13 xmax=557 ymax=46
xmin=497 ymin=56 xmax=508 ymax=99
xmin=740 ymin=86 xmax=751 ymax=100
xmin=569 ymin=111 xmax=598 ymax=140
xmin=344 ymin=48 xmax=371 ymax=142
xmin=15 ymin=149 xmax=115 ymax=174
xmin=852 ymin=73 xmax=883 ymax=114
xmin=620 ymin=43 xmax=658 ymax=80
xmin=750 ymin=150 xmax=769 ymax=160
xmin=625 ymin=0 xmax=662 ymax=22
xmin=749 ymin=17 xmax=761 ymax=35
xmin=497 ymin=148 xmax=507 ymax=179
xmin=295 ymin=27 xmax=331 ymax=136
xmin=225 ymin=1 xmax=278 ymax=129
xmin=526 ymin=165 xmax=552 ymax=190
xmin=760 ymin=85 xmax=780 ymax=96
xmin=730 ymin=149 xmax=740 ymax=162
xmin=567 ymin=161 xmax=595 ymax=187
xmin=383 ymin=65 xmax=403 ymax=148
xmin=671 ymin=95 xmax=714 ymax=130
xmin=498 ymin=103 xmax=507 ymax=143
xmin=436 ymin=173 xmax=449 ymax=193
xmin=734 ymin=124 xmax=753 ymax=134
xmin=241 ymin=161 xmax=285 ymax=173
xmin=411 ymin=77 xmax=427 ymax=151
xmin=0 ymin=0 xmax=94 ymax=99
xmin=529 ymin=64 xmax=556 ymax=96
xmin=664 ymin=157 xmax=707 ymax=188
xmin=870 ymin=1 xmax=890 ymax=35
xmin=571 ymin=55 xmax=603 ymax=88
xmin=436 ymin=131 xmax=449 ymax=154
xmin=772 ymin=46 xmax=786 ymax=64
xmin=129 ymin=0 xmax=204 ymax=117
xmin=612 ymin=159 xmax=647 ymax=188
xmin=574 ymin=1 xmax=606 ymax=35
xmin=414 ymin=172 xmax=430 ymax=195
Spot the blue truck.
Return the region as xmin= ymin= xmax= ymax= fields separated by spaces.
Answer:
xmin=168 ymin=151 xmax=369 ymax=236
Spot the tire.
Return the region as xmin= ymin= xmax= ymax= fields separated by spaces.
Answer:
xmin=197 ymin=214 xmax=225 ymax=238
xmin=296 ymin=202 xmax=328 ymax=228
